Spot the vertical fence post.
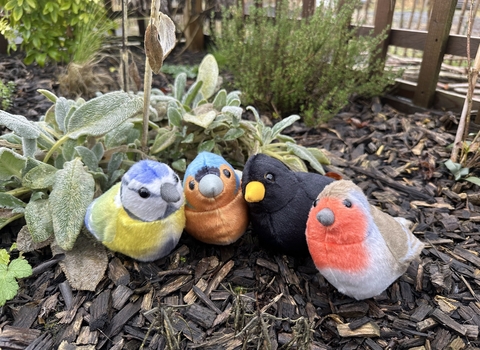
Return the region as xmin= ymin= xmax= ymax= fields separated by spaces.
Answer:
xmin=184 ymin=0 xmax=204 ymax=51
xmin=302 ymin=0 xmax=315 ymax=18
xmin=372 ymin=0 xmax=396 ymax=66
xmin=413 ymin=0 xmax=457 ymax=108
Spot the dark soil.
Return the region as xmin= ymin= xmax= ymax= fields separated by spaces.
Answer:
xmin=1 ymin=45 xmax=480 ymax=350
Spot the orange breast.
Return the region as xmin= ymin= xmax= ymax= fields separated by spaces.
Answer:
xmin=306 ymin=197 xmax=369 ymax=273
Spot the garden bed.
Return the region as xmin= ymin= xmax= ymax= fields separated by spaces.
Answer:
xmin=0 ymin=47 xmax=480 ymax=350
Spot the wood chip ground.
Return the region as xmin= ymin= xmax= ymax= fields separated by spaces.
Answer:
xmin=1 ymin=52 xmax=480 ymax=350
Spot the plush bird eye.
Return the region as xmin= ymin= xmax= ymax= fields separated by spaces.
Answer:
xmin=343 ymin=199 xmax=352 ymax=208
xmin=189 ymin=180 xmax=195 ymax=190
xmin=223 ymin=169 xmax=231 ymax=178
xmin=312 ymin=198 xmax=319 ymax=207
xmin=174 ymin=175 xmax=180 ymax=183
xmin=264 ymin=173 xmax=275 ymax=182
xmin=138 ymin=187 xmax=151 ymax=198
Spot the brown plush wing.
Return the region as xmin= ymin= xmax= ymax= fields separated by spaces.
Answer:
xmin=370 ymin=205 xmax=424 ymax=269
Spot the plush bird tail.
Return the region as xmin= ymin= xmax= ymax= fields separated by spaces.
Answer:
xmin=399 ymin=224 xmax=424 ymax=265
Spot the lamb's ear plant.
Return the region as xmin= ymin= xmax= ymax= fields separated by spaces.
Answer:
xmin=147 ymin=54 xmax=330 ymax=173
xmin=0 ymin=90 xmax=143 ymax=291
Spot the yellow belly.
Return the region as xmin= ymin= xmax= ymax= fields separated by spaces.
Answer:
xmin=104 ymin=205 xmax=186 ymax=261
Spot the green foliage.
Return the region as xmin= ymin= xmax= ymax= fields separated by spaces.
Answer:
xmin=0 ymin=0 xmax=116 ymax=66
xmin=214 ymin=0 xmax=398 ymax=124
xmin=0 ymin=81 xmax=16 ymax=111
xmin=445 ymin=138 xmax=480 ymax=185
xmin=148 ymin=54 xmax=330 ymax=173
xmin=0 ymin=244 xmax=33 ymax=306
xmin=161 ymin=64 xmax=199 ymax=79
xmin=0 ymin=91 xmax=143 ymax=250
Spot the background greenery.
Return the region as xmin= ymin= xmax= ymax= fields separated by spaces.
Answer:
xmin=0 ymin=0 xmax=116 ymax=66
xmin=214 ymin=0 xmax=399 ymax=124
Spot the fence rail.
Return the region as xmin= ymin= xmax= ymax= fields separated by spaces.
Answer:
xmin=178 ymin=0 xmax=480 ymax=115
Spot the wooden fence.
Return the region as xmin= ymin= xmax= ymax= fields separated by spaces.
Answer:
xmin=184 ymin=0 xmax=480 ymax=115
xmin=2 ymin=0 xmax=478 ymax=116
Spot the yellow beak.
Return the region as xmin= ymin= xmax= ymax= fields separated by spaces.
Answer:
xmin=244 ymin=181 xmax=265 ymax=202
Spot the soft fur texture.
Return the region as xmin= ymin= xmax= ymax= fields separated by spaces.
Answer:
xmin=305 ymin=180 xmax=424 ymax=300
xmin=241 ymin=153 xmax=334 ymax=255
xmin=84 ymin=160 xmax=185 ymax=262
xmin=183 ymin=152 xmax=249 ymax=245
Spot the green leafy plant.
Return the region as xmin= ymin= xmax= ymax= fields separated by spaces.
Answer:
xmin=57 ymin=0 xmax=118 ymax=98
xmin=0 ymin=0 xmax=116 ymax=66
xmin=148 ymin=54 xmax=330 ymax=173
xmin=214 ymin=0 xmax=398 ymax=123
xmin=445 ymin=139 xmax=480 ymax=185
xmin=161 ymin=64 xmax=199 ymax=79
xmin=0 ymin=243 xmax=32 ymax=306
xmin=0 ymin=80 xmax=15 ymax=111
xmin=0 ymin=90 xmax=143 ymax=290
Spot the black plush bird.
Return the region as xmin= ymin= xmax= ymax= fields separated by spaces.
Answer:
xmin=241 ymin=153 xmax=334 ymax=255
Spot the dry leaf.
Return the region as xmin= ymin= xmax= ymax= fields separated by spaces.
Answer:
xmin=158 ymin=12 xmax=176 ymax=60
xmin=51 ymin=231 xmax=108 ymax=291
xmin=144 ymin=13 xmax=176 ymax=74
xmin=144 ymin=23 xmax=164 ymax=74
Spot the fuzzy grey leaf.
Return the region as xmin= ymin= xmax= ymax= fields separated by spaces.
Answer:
xmin=0 ymin=193 xmax=26 ymax=210
xmin=38 ymin=89 xmax=58 ymax=103
xmin=24 ymin=199 xmax=54 ymax=243
xmin=75 ymin=146 xmax=99 ymax=172
xmin=286 ymin=143 xmax=325 ymax=174
xmin=197 ymin=54 xmax=219 ymax=100
xmin=66 ymin=92 xmax=143 ymax=139
xmin=174 ymin=72 xmax=187 ymax=101
xmin=150 ymin=128 xmax=178 ymax=154
xmin=221 ymin=106 xmax=243 ymax=119
xmin=0 ymin=111 xmax=41 ymax=139
xmin=55 ymin=97 xmax=75 ymax=132
xmin=213 ymin=89 xmax=227 ymax=110
xmin=104 ymin=122 xmax=134 ymax=148
xmin=22 ymin=162 xmax=58 ymax=189
xmin=0 ymin=148 xmax=26 ymax=181
xmin=21 ymin=138 xmax=37 ymax=158
xmin=50 ymin=159 xmax=95 ymax=251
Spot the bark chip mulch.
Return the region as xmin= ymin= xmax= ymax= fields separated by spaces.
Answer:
xmin=1 ymin=52 xmax=480 ymax=350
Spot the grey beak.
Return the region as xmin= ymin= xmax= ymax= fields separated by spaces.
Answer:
xmin=161 ymin=183 xmax=181 ymax=203
xmin=317 ymin=208 xmax=335 ymax=226
xmin=199 ymin=174 xmax=224 ymax=198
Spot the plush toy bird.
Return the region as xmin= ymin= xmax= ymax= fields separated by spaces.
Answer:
xmin=305 ymin=180 xmax=424 ymax=300
xmin=183 ymin=152 xmax=249 ymax=245
xmin=84 ymin=160 xmax=186 ymax=262
xmin=241 ymin=153 xmax=334 ymax=255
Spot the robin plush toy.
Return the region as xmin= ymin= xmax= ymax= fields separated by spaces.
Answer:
xmin=305 ymin=180 xmax=424 ymax=300
xmin=241 ymin=153 xmax=334 ymax=255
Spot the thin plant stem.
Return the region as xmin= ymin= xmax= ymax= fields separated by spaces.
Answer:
xmin=451 ymin=0 xmax=478 ymax=164
xmin=121 ymin=0 xmax=129 ymax=92
xmin=141 ymin=0 xmax=161 ymax=153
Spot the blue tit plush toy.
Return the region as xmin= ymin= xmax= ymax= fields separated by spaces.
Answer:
xmin=84 ymin=160 xmax=186 ymax=262
xmin=183 ymin=152 xmax=249 ymax=245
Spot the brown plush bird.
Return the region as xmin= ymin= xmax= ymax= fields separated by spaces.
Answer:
xmin=183 ymin=152 xmax=249 ymax=245
xmin=305 ymin=180 xmax=424 ymax=300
